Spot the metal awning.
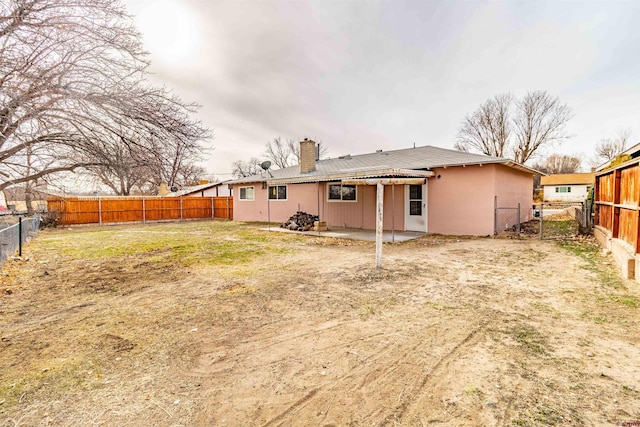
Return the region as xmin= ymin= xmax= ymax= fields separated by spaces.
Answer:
xmin=342 ymin=177 xmax=429 ymax=185
xmin=266 ymin=168 xmax=434 ymax=185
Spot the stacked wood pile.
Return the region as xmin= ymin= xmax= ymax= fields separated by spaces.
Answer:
xmin=281 ymin=211 xmax=319 ymax=231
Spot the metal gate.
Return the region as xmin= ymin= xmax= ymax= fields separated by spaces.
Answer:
xmin=494 ymin=204 xmax=522 ymax=236
xmin=494 ymin=199 xmax=592 ymax=239
xmin=534 ymin=201 xmax=592 ymax=240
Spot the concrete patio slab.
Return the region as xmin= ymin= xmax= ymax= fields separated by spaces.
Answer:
xmin=262 ymin=226 xmax=426 ymax=243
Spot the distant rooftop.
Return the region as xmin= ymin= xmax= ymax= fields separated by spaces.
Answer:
xmin=540 ymin=173 xmax=595 ymax=186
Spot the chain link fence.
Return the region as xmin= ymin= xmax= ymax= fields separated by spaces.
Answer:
xmin=536 ymin=202 xmax=591 ymax=240
xmin=495 ymin=205 xmax=522 ymax=236
xmin=495 ymin=200 xmax=592 ymax=239
xmin=0 ymin=216 xmax=41 ymax=265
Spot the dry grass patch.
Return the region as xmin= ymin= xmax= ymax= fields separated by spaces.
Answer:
xmin=1 ymin=224 xmax=640 ymax=426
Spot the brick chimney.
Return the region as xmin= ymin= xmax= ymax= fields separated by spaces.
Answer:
xmin=299 ymin=139 xmax=317 ymax=173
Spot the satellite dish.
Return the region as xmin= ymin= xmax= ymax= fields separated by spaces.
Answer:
xmin=170 ymin=186 xmax=178 ymax=192
xmin=260 ymin=161 xmax=272 ymax=170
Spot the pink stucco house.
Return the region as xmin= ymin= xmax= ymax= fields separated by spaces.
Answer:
xmin=229 ymin=140 xmax=537 ymax=236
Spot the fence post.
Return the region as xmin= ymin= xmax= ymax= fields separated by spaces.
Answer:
xmin=539 ymin=203 xmax=543 ymax=240
xmin=142 ymin=197 xmax=146 ymax=224
xmin=517 ymin=203 xmax=521 ymax=234
xmin=211 ymin=197 xmax=214 ymax=219
xmin=18 ymin=216 xmax=22 ymax=257
xmin=180 ymin=196 xmax=183 ymax=221
xmin=98 ymin=197 xmax=103 ymax=226
xmin=227 ymin=197 xmax=230 ymax=219
xmin=494 ymin=196 xmax=498 ymax=235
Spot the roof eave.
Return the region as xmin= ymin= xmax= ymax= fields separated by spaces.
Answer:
xmin=266 ymin=168 xmax=434 ymax=185
xmin=434 ymin=160 xmax=544 ymax=176
xmin=501 ymin=161 xmax=545 ymax=176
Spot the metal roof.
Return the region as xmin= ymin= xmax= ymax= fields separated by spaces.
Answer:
xmin=229 ymin=145 xmax=540 ymax=184
xmin=166 ymin=181 xmax=228 ymax=197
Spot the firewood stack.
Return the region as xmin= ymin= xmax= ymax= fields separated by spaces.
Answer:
xmin=281 ymin=211 xmax=320 ymax=231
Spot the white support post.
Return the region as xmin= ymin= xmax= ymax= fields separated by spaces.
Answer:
xmin=98 ymin=197 xmax=102 ymax=226
xmin=376 ymin=182 xmax=384 ymax=268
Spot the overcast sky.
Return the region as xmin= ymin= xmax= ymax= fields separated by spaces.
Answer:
xmin=123 ymin=0 xmax=639 ymax=178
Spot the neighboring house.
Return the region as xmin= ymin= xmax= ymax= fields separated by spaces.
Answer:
xmin=165 ymin=181 xmax=232 ymax=197
xmin=228 ymin=140 xmax=538 ymax=236
xmin=2 ymin=186 xmax=61 ymax=212
xmin=540 ymin=173 xmax=595 ymax=202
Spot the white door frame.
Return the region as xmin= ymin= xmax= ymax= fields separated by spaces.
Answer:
xmin=404 ymin=183 xmax=427 ymax=232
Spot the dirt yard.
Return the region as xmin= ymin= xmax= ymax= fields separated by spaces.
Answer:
xmin=1 ymin=221 xmax=639 ymax=426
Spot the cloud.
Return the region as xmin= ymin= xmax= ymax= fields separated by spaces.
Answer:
xmin=125 ymin=0 xmax=640 ymax=175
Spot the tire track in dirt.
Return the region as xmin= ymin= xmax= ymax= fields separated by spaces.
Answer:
xmin=254 ymin=316 xmax=480 ymax=425
xmin=386 ymin=320 xmax=488 ymax=424
xmin=260 ymin=388 xmax=319 ymax=427
xmin=186 ymin=325 xmax=388 ymax=376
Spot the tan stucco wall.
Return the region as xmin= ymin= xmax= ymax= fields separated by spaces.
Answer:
xmin=233 ymin=164 xmax=533 ymax=236
xmin=233 ymin=182 xmax=405 ymax=230
xmin=427 ymin=164 xmax=533 ymax=235
xmin=427 ymin=165 xmax=496 ymax=235
xmin=232 ymin=183 xmax=320 ymax=223
xmin=319 ymin=183 xmax=404 ymax=230
xmin=494 ymin=164 xmax=534 ymax=224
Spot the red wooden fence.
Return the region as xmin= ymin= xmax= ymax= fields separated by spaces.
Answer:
xmin=595 ymin=161 xmax=640 ymax=254
xmin=47 ymin=196 xmax=233 ymax=225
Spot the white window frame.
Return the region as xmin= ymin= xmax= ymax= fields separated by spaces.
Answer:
xmin=239 ymin=186 xmax=255 ymax=201
xmin=327 ymin=182 xmax=357 ymax=202
xmin=268 ymin=185 xmax=288 ymax=201
xmin=555 ymin=186 xmax=571 ymax=193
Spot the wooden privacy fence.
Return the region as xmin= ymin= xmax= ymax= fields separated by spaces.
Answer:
xmin=48 ymin=196 xmax=233 ymax=225
xmin=594 ymin=160 xmax=639 ymax=254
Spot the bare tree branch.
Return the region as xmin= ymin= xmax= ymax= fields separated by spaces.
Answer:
xmin=595 ymin=128 xmax=631 ymax=162
xmin=532 ymin=154 xmax=581 ymax=174
xmin=455 ymin=91 xmax=572 ymax=164
xmin=0 ymin=0 xmax=210 ymax=193
xmin=512 ymin=91 xmax=573 ymax=164
xmin=231 ymin=158 xmax=261 ymax=178
xmin=455 ymin=93 xmax=512 ymax=158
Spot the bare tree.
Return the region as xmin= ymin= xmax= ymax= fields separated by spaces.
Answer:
xmin=532 ymin=154 xmax=581 ymax=175
xmin=264 ymin=138 xmax=293 ymax=169
xmin=512 ymin=91 xmax=573 ymax=164
xmin=595 ymin=128 xmax=631 ymax=162
xmin=231 ymin=158 xmax=262 ymax=178
xmin=85 ymin=138 xmax=148 ymax=195
xmin=264 ymin=137 xmax=328 ymax=169
xmin=84 ymin=133 xmax=207 ymax=195
xmin=455 ymin=93 xmax=512 ymax=158
xmin=0 ymin=0 xmax=210 ymax=193
xmin=455 ymin=91 xmax=572 ymax=164
xmin=142 ymin=137 xmax=206 ymax=190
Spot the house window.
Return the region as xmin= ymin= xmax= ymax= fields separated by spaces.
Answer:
xmin=409 ymin=184 xmax=422 ymax=216
xmin=328 ymin=183 xmax=357 ymax=201
xmin=555 ymin=186 xmax=571 ymax=193
xmin=239 ymin=186 xmax=254 ymax=200
xmin=268 ymin=185 xmax=287 ymax=200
